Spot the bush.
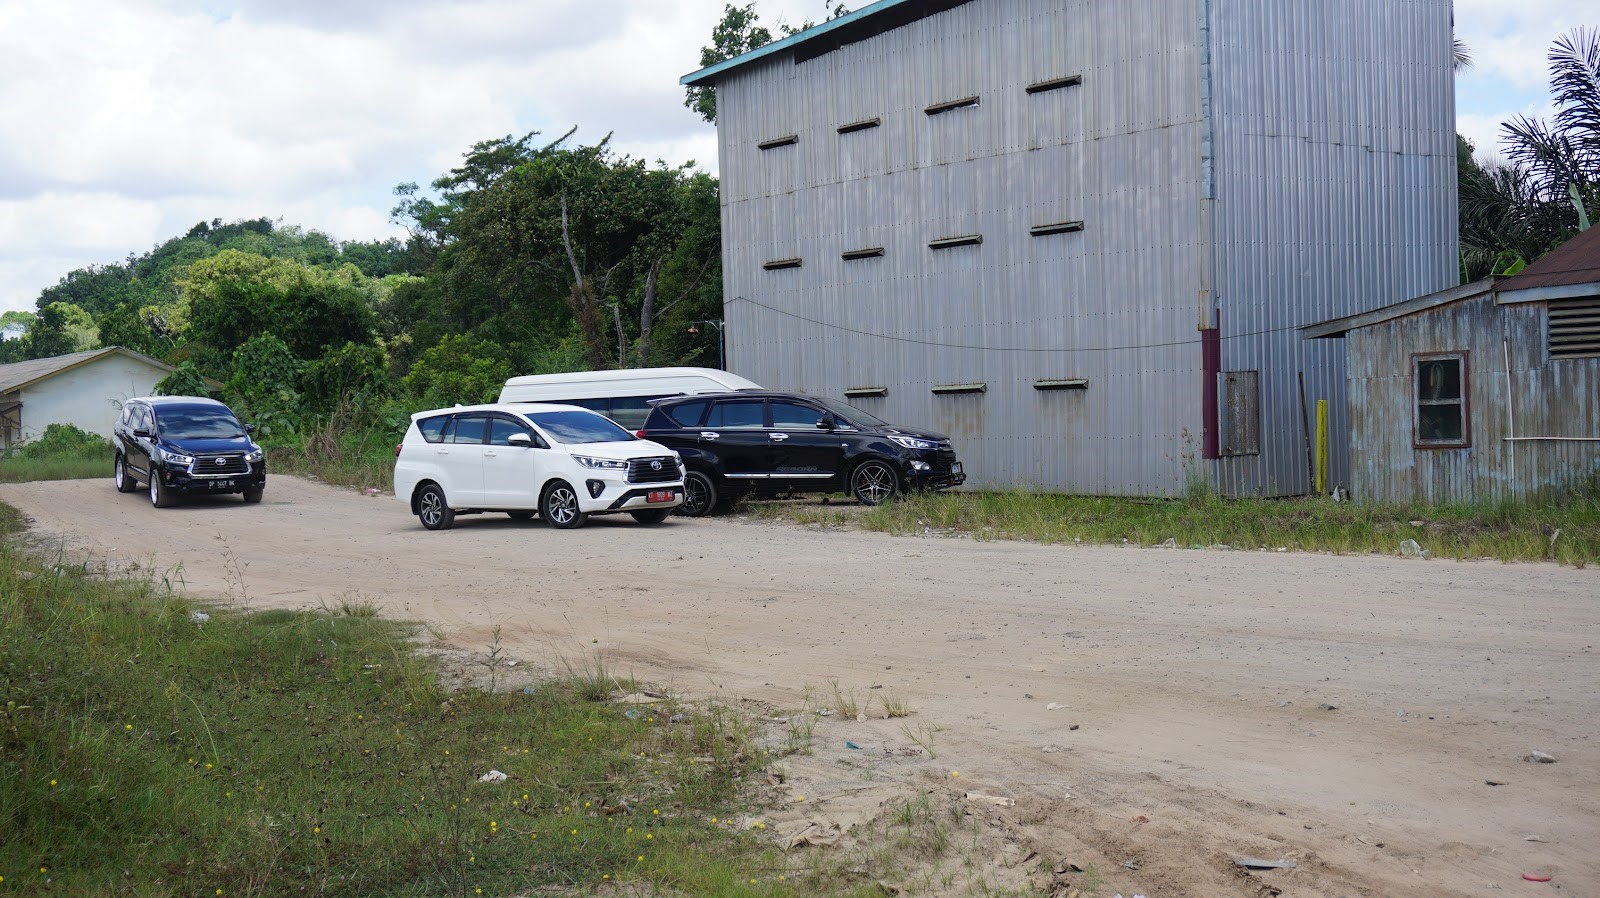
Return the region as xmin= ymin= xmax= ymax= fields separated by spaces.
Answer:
xmin=18 ymin=423 xmax=109 ymax=459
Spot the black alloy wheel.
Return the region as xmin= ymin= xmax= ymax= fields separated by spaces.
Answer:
xmin=676 ymin=470 xmax=718 ymax=517
xmin=850 ymin=459 xmax=899 ymax=506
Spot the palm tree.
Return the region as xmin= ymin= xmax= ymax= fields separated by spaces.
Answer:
xmin=1501 ymin=28 xmax=1599 ymax=236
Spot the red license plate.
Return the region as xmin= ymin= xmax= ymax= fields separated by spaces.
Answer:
xmin=647 ymin=490 xmax=676 ymax=503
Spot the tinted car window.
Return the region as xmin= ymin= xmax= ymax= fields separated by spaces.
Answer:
xmin=606 ymin=397 xmax=662 ymax=429
xmin=155 ymin=407 xmax=246 ymax=439
xmin=705 ymin=400 xmax=765 ymax=429
xmin=770 ymin=401 xmax=825 ymax=429
xmin=526 ymin=410 xmax=634 ymax=444
xmin=417 ymin=415 xmax=450 ymax=443
xmin=449 ymin=416 xmax=489 ymax=444
xmin=488 ymin=417 xmax=532 ymax=446
xmin=814 ymin=396 xmax=889 ymax=428
xmin=662 ymin=399 xmax=708 ymax=427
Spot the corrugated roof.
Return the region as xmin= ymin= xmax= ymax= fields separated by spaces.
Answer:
xmin=681 ymin=0 xmax=973 ymax=87
xmin=1300 ymin=280 xmax=1494 ymax=339
xmin=0 ymin=347 xmax=176 ymax=394
xmin=1496 ymin=227 xmax=1600 ymax=292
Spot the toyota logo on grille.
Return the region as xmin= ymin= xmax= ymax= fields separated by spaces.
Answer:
xmin=215 ymin=457 xmax=228 ymax=466
xmin=650 ymin=460 xmax=663 ymax=471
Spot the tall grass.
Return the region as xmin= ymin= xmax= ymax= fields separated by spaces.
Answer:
xmin=753 ymin=486 xmax=1600 ymax=566
xmin=0 ymin=447 xmax=109 ymax=483
xmin=0 ymin=504 xmax=809 ymax=897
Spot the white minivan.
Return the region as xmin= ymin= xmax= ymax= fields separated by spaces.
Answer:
xmin=393 ymin=403 xmax=685 ymax=530
xmin=497 ymin=367 xmax=762 ymax=429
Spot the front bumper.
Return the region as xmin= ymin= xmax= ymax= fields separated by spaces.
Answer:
xmin=575 ymin=472 xmax=686 ymax=513
xmin=903 ymin=457 xmax=966 ymax=490
xmin=159 ymin=464 xmax=267 ymax=495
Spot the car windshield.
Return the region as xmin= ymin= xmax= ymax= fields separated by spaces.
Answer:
xmin=813 ymin=396 xmax=889 ymax=428
xmin=525 ymin=410 xmax=634 ymax=444
xmin=157 ymin=407 xmax=246 ymax=439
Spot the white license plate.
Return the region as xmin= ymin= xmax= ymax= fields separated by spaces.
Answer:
xmin=212 ymin=479 xmax=234 ymax=489
xmin=647 ymin=489 xmax=676 ymax=503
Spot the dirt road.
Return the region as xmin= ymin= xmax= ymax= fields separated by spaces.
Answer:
xmin=4 ymin=476 xmax=1595 ymax=896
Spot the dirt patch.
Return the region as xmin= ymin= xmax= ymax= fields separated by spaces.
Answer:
xmin=3 ymin=476 xmax=1597 ymax=896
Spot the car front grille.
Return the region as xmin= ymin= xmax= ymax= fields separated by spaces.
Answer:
xmin=627 ymin=456 xmax=680 ymax=484
xmin=193 ymin=453 xmax=249 ymax=476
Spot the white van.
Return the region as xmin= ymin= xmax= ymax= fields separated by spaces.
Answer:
xmin=497 ymin=367 xmax=763 ymax=429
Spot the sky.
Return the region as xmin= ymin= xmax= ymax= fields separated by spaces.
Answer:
xmin=0 ymin=0 xmax=1584 ymax=314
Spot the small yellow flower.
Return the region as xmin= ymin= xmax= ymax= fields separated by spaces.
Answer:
xmin=710 ymin=816 xmax=717 ymax=823
xmin=626 ymin=826 xmax=633 ymax=833
xmin=205 ymin=763 xmax=213 ymax=770
xmin=468 ymin=856 xmax=475 ymax=863
xmin=652 ymin=808 xmax=659 ymax=815
xmin=584 ymin=802 xmax=591 ymax=808
xmin=40 ymin=866 xmax=48 ymax=873
xmin=638 ymin=855 xmax=645 ymax=862
xmin=796 ymin=794 xmax=806 ymax=801
xmin=951 ymin=771 xmax=960 ymax=778
xmin=570 ymin=828 xmax=577 ymax=835
xmin=602 ymin=874 xmax=609 ymax=880
xmin=645 ymin=833 xmax=653 ymax=840
xmin=124 ymin=724 xmax=133 ymax=731
xmin=49 ymin=779 xmax=56 ymax=787
xmin=217 ymin=890 xmax=223 ymax=896
xmin=313 ymin=827 xmax=320 ymax=834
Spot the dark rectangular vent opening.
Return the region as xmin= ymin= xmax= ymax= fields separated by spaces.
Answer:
xmin=1549 ymin=296 xmax=1600 ymax=359
xmin=924 ymin=96 xmax=980 ymax=116
xmin=763 ymin=258 xmax=803 ymax=271
xmin=1033 ymin=378 xmax=1089 ymax=391
xmin=836 ymin=118 xmax=881 ymax=134
xmin=928 ymin=234 xmax=982 ymax=250
xmin=1026 ymin=74 xmax=1083 ymax=94
xmin=932 ymin=382 xmax=986 ymax=395
xmin=844 ymin=386 xmax=888 ymax=398
xmin=1030 ymin=220 xmax=1085 ymax=237
xmin=757 ymin=134 xmax=799 ymax=150
xmin=842 ymin=246 xmax=885 ymax=261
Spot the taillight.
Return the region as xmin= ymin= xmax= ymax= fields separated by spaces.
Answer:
xmin=394 ymin=443 xmax=403 ymax=457
xmin=635 ymin=430 xmax=648 ymax=439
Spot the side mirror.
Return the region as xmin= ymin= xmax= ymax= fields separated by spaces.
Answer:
xmin=506 ymin=433 xmax=534 ymax=448
xmin=244 ymin=423 xmax=257 ymax=434
xmin=817 ymin=414 xmax=836 ymax=431
xmin=134 ymin=428 xmax=152 ymax=439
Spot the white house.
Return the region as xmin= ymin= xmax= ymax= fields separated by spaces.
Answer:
xmin=0 ymin=347 xmax=184 ymax=448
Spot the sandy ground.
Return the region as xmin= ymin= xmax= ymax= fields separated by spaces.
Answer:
xmin=3 ymin=475 xmax=1596 ymax=897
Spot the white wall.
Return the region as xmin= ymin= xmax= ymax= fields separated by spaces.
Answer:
xmin=19 ymin=355 xmax=169 ymax=441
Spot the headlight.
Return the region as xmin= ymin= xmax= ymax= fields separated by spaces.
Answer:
xmin=572 ymin=455 xmax=628 ymax=471
xmin=158 ymin=447 xmax=195 ymax=466
xmin=245 ymin=447 xmax=265 ymax=463
xmin=889 ymin=435 xmax=939 ymax=451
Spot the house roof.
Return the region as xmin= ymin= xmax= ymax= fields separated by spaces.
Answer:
xmin=1300 ymin=279 xmax=1495 ymax=339
xmin=1494 ymin=226 xmax=1600 ymax=303
xmin=0 ymin=347 xmax=179 ymax=394
xmin=681 ymin=0 xmax=973 ymax=87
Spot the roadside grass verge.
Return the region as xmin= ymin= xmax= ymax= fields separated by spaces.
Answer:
xmin=747 ymin=487 xmax=1600 ymax=566
xmin=264 ymin=418 xmax=400 ymax=493
xmin=0 ymin=447 xmax=108 ymax=483
xmin=0 ymin=508 xmax=805 ymax=897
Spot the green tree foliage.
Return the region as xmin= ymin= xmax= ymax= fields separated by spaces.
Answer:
xmin=399 ymin=335 xmax=515 ymax=409
xmin=154 ymin=362 xmax=211 ymax=397
xmin=224 ymin=334 xmax=304 ymax=437
xmin=301 ymin=341 xmax=390 ymax=416
xmin=685 ymin=4 xmax=773 ymax=123
xmin=184 ymin=250 xmax=377 ymax=366
xmin=96 ymin=304 xmax=167 ymax=357
xmin=24 ymin=303 xmax=98 ymax=358
xmin=18 ymin=423 xmax=109 ymax=458
xmin=1467 ymin=28 xmax=1600 ymax=279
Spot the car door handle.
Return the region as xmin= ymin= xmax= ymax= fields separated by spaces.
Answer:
xmin=769 ymin=433 xmax=788 ymax=441
xmin=484 ymin=450 xmax=498 ymax=458
xmin=699 ymin=432 xmax=720 ymax=441
xmin=436 ymin=448 xmax=450 ymax=455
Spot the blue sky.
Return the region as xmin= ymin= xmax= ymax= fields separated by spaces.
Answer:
xmin=0 ymin=0 xmax=1585 ymax=314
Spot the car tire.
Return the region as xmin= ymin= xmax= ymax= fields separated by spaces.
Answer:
xmin=114 ymin=454 xmax=138 ymax=493
xmin=850 ymin=459 xmax=899 ymax=506
xmin=676 ymin=470 xmax=718 ymax=517
xmin=416 ymin=483 xmax=454 ymax=531
xmin=242 ymin=486 xmax=264 ymax=504
xmin=506 ymin=511 xmax=535 ymax=521
xmin=630 ymin=508 xmax=671 ymax=524
xmin=541 ymin=480 xmax=587 ymax=529
xmin=149 ymin=472 xmax=175 ymax=508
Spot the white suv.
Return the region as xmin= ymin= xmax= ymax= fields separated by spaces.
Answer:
xmin=393 ymin=403 xmax=685 ymax=530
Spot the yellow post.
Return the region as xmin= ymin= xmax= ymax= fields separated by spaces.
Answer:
xmin=1314 ymin=399 xmax=1329 ymax=495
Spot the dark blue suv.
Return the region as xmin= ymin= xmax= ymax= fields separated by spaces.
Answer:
xmin=113 ymin=397 xmax=266 ymax=507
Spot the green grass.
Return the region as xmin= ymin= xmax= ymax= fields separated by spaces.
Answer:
xmin=0 ymin=447 xmax=110 ymax=483
xmin=749 ymin=486 xmax=1600 ymax=567
xmin=0 ymin=504 xmax=811 ymax=897
xmin=264 ymin=419 xmax=402 ymax=493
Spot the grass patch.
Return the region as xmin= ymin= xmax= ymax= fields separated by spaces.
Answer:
xmin=0 ymin=514 xmax=813 ymax=897
xmin=0 ymin=424 xmax=113 ymax=483
xmin=265 ymin=418 xmax=401 ymax=494
xmin=749 ymin=487 xmax=1600 ymax=566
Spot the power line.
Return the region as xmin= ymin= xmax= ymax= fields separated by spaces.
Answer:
xmin=729 ymin=295 xmax=1315 ymax=354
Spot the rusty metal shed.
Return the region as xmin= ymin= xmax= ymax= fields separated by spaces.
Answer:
xmin=1303 ymin=228 xmax=1600 ymax=503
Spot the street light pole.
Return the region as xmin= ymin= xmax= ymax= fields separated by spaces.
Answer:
xmin=686 ymin=319 xmax=725 ymax=369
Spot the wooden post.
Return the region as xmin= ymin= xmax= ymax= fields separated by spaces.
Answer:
xmin=1315 ymin=399 xmax=1329 ymax=495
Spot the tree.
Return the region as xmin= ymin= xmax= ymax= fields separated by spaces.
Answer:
xmin=1500 ymin=29 xmax=1600 ymax=238
xmin=183 ymin=250 xmax=378 ymax=367
xmin=154 ymin=362 xmax=211 ymax=397
xmin=685 ymin=4 xmax=773 ymax=123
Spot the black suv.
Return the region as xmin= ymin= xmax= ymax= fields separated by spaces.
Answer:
xmin=113 ymin=397 xmax=266 ymax=507
xmin=637 ymin=391 xmax=964 ymax=515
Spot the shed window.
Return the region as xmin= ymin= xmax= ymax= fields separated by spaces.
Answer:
xmin=758 ymin=135 xmax=798 ymax=150
xmin=763 ymin=257 xmax=802 ymax=271
xmin=928 ymin=234 xmax=982 ymax=250
xmin=1414 ymin=352 xmax=1470 ymax=448
xmin=836 ymin=118 xmax=881 ymax=134
xmin=1549 ymin=296 xmax=1600 ymax=359
xmin=842 ymin=246 xmax=885 ymax=261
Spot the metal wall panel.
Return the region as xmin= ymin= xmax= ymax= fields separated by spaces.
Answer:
xmin=1347 ymin=296 xmax=1600 ymax=503
xmin=1207 ymin=0 xmax=1458 ymax=495
xmin=713 ymin=0 xmax=1455 ymax=496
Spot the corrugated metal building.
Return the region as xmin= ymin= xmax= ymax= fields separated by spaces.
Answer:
xmin=682 ymin=0 xmax=1457 ymax=496
xmin=1304 ymin=228 xmax=1600 ymax=503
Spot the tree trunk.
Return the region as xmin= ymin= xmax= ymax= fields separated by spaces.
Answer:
xmin=637 ymin=259 xmax=663 ymax=368
xmin=559 ymin=191 xmax=611 ymax=369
